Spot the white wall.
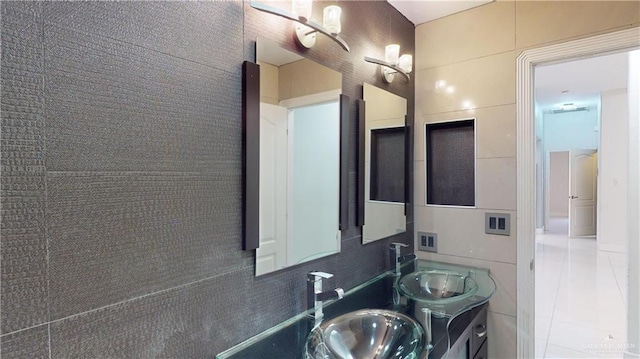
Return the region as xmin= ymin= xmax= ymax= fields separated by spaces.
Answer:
xmin=543 ymin=109 xmax=599 ymax=152
xmin=549 ymin=152 xmax=569 ymax=217
xmin=626 ymin=50 xmax=640 ymax=359
xmin=414 ymin=2 xmax=640 ymax=356
xmin=598 ymin=89 xmax=629 ymax=253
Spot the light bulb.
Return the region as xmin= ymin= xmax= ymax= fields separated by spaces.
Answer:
xmin=385 ymin=44 xmax=400 ymax=65
xmin=292 ymin=0 xmax=313 ymax=22
xmin=323 ymin=6 xmax=341 ymax=34
xmin=398 ymin=54 xmax=412 ymax=73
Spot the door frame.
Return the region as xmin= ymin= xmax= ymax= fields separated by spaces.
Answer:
xmin=516 ymin=27 xmax=639 ymax=357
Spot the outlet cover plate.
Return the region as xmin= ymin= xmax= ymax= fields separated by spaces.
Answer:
xmin=485 ymin=212 xmax=510 ymax=236
xmin=418 ymin=231 xmax=438 ymax=252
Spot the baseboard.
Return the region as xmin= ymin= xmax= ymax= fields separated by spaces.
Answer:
xmin=597 ymin=242 xmax=626 ymax=253
xmin=549 ymin=212 xmax=568 ymax=218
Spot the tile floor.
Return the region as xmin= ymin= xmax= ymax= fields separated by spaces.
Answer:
xmin=535 ymin=218 xmax=628 ymax=358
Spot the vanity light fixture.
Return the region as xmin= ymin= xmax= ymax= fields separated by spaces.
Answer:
xmin=249 ymin=0 xmax=350 ymax=52
xmin=364 ymin=44 xmax=412 ymax=83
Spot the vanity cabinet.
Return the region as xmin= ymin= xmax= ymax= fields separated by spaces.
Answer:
xmin=444 ymin=304 xmax=488 ymax=359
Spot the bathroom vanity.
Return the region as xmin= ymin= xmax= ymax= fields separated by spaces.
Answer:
xmin=216 ymin=259 xmax=495 ymax=359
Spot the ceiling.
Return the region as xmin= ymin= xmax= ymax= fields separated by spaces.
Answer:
xmin=387 ymin=0 xmax=492 ymax=25
xmin=535 ymin=52 xmax=629 ymax=112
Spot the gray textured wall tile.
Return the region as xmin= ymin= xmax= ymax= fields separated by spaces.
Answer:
xmin=50 ymin=266 xmax=319 ymax=358
xmin=0 ymin=2 xmax=49 ymax=334
xmin=1 ymin=1 xmax=414 ymax=357
xmin=0 ymin=325 xmax=50 ymax=359
xmin=47 ymin=170 xmax=252 ymax=320
xmin=44 ymin=1 xmax=243 ymax=73
xmin=44 ymin=24 xmax=242 ymax=172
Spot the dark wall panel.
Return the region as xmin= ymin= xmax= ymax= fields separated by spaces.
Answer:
xmin=44 ymin=24 xmax=242 ymax=172
xmin=43 ymin=1 xmax=244 ymax=73
xmin=0 ymin=1 xmax=415 ymax=357
xmin=50 ymin=264 xmax=326 ymax=358
xmin=0 ymin=325 xmax=49 ymax=359
xmin=46 ymin=170 xmax=251 ymax=320
xmin=0 ymin=2 xmax=48 ymax=334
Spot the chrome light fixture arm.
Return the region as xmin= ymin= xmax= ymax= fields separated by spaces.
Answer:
xmin=250 ymin=0 xmax=350 ymax=52
xmin=364 ymin=56 xmax=411 ymax=82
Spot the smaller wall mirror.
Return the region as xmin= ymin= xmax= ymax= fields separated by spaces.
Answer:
xmin=254 ymin=37 xmax=344 ymax=276
xmin=361 ymin=83 xmax=407 ymax=244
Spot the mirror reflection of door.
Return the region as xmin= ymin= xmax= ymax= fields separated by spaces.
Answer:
xmin=255 ymin=38 xmax=342 ymax=276
xmin=362 ymin=83 xmax=407 ymax=244
xmin=257 ymin=103 xmax=288 ymax=275
xmin=288 ymin=102 xmax=340 ymax=264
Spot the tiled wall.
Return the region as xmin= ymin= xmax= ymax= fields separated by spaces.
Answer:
xmin=0 ymin=1 xmax=414 ymax=357
xmin=414 ymin=2 xmax=640 ymax=358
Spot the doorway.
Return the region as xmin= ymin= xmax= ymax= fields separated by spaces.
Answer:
xmin=515 ymin=28 xmax=640 ymax=358
xmin=534 ymin=51 xmax=628 ymax=355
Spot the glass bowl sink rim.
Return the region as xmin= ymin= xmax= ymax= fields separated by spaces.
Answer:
xmin=398 ymin=269 xmax=479 ymax=304
xmin=304 ymin=308 xmax=425 ymax=359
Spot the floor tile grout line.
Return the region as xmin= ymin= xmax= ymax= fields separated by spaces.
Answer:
xmin=543 ymin=239 xmax=567 ymax=359
xmin=540 ymin=228 xmax=629 ymax=358
xmin=607 ymin=252 xmax=627 ymax=307
xmin=536 ymin=229 xmax=569 ymax=358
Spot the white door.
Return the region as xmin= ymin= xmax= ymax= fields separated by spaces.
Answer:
xmin=256 ymin=103 xmax=288 ymax=276
xmin=568 ymin=149 xmax=598 ymax=237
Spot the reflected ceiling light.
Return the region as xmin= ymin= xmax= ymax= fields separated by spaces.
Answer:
xmin=445 ymin=86 xmax=455 ymax=94
xmin=435 ymin=80 xmax=447 ymax=90
xmin=560 ymin=103 xmax=577 ymax=111
xmin=364 ymin=44 xmax=412 ymax=83
xmin=250 ymin=0 xmax=349 ymax=52
xmin=462 ymin=100 xmax=474 ymax=110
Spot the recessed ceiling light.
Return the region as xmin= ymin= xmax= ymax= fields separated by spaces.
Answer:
xmin=561 ymin=90 xmax=569 ymax=94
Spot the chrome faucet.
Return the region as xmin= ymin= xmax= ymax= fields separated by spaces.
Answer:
xmin=307 ymin=271 xmax=344 ymax=327
xmin=390 ymin=242 xmax=416 ymax=276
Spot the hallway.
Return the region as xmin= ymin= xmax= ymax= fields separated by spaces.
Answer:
xmin=535 ymin=218 xmax=628 ymax=358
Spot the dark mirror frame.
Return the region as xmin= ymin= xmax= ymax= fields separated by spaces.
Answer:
xmin=242 ymin=60 xmax=350 ymax=251
xmin=356 ymin=98 xmax=409 ymax=227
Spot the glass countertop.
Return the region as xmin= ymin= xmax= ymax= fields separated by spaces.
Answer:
xmin=216 ymin=259 xmax=496 ymax=359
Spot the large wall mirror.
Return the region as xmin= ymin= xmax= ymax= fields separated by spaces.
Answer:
xmin=360 ymin=83 xmax=407 ymax=244
xmin=254 ymin=37 xmax=344 ymax=276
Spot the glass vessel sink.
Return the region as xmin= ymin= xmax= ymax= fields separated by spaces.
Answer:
xmin=304 ymin=309 xmax=425 ymax=359
xmin=398 ymin=269 xmax=478 ymax=303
